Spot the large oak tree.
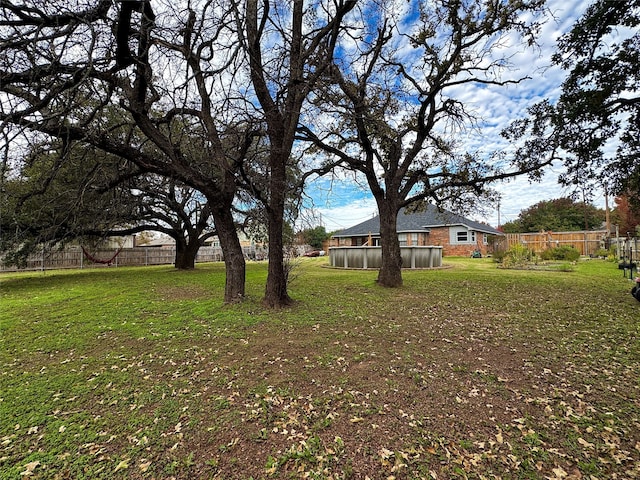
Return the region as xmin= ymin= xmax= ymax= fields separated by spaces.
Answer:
xmin=241 ymin=0 xmax=356 ymax=306
xmin=108 ymin=175 xmax=218 ymax=270
xmin=0 ymin=0 xmax=255 ymax=302
xmin=300 ymin=0 xmax=549 ymax=287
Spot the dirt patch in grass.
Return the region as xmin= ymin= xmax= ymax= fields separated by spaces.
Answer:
xmin=135 ymin=321 xmax=506 ymax=478
xmin=114 ymin=307 xmax=634 ymax=479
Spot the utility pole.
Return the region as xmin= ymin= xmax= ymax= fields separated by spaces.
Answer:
xmin=604 ymin=185 xmax=611 ymax=234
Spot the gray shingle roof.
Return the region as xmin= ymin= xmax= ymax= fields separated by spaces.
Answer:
xmin=333 ymin=204 xmax=502 ymax=236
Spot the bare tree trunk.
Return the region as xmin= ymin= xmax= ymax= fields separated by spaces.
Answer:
xmin=174 ymin=238 xmax=200 ymax=270
xmin=264 ymin=218 xmax=291 ymax=307
xmin=377 ymin=201 xmax=403 ymax=287
xmin=244 ymin=0 xmax=356 ymax=308
xmin=263 ymin=158 xmax=293 ymax=307
xmin=210 ymin=202 xmax=245 ymax=303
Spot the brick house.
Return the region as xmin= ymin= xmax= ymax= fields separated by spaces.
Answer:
xmin=330 ymin=205 xmax=503 ymax=257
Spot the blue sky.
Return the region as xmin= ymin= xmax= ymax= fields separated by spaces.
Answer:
xmin=301 ymin=0 xmax=603 ymax=232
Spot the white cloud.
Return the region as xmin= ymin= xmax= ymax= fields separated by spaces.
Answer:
xmin=317 ymin=198 xmax=378 ymax=232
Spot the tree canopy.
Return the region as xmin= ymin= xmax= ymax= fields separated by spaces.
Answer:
xmin=300 ymin=0 xmax=548 ymax=287
xmin=0 ymin=143 xmax=141 ymax=266
xmin=123 ymin=176 xmax=217 ymax=270
xmin=504 ymin=0 xmax=640 ymax=202
xmin=500 ymin=197 xmax=606 ymax=233
xmin=613 ymin=194 xmax=640 ymax=236
xmin=0 ymin=139 xmax=217 ymax=269
xmin=299 ymin=226 xmax=329 ymax=250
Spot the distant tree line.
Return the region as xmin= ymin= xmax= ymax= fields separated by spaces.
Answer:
xmin=500 ymin=198 xmax=605 ymax=233
xmin=500 ymin=195 xmax=639 ymax=235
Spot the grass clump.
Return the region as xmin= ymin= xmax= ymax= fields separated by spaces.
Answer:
xmin=495 ymin=243 xmax=536 ymax=267
xmin=540 ymin=245 xmax=581 ymax=262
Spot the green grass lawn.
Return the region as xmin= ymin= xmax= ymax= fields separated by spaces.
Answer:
xmin=1 ymin=257 xmax=638 ymax=479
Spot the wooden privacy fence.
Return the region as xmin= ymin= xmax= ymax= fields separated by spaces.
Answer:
xmin=498 ymin=230 xmax=610 ymax=256
xmin=0 ymin=246 xmax=247 ymax=271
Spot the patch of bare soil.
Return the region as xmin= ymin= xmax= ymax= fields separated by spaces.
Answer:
xmin=72 ymin=289 xmax=638 ymax=480
xmin=99 ymin=296 xmax=637 ymax=480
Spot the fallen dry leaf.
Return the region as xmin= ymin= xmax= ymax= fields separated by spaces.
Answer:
xmin=552 ymin=466 xmax=568 ymax=478
xmin=577 ymin=437 xmax=595 ymax=449
xmin=114 ymin=459 xmax=129 ymax=472
xmin=20 ymin=460 xmax=40 ymax=476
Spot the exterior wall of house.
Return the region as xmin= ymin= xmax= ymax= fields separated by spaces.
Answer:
xmin=399 ymin=232 xmax=430 ymax=246
xmin=429 ymin=226 xmax=490 ymax=256
xmin=426 ymin=227 xmax=448 ymax=251
xmin=443 ymin=237 xmax=486 ymax=256
xmin=100 ymin=235 xmax=136 ymax=249
xmin=332 ymin=236 xmax=372 ymax=247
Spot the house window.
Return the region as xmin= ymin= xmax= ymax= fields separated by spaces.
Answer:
xmin=455 ymin=230 xmax=475 ymax=244
xmin=398 ymin=233 xmax=407 ymax=246
xmin=411 ymin=233 xmax=418 ymax=246
xmin=483 ymin=234 xmax=488 ymax=245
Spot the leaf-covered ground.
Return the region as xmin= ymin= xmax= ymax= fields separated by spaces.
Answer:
xmin=1 ymin=258 xmax=638 ymax=479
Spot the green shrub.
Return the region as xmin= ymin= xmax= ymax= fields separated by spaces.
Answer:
xmin=539 ymin=249 xmax=553 ymax=261
xmin=500 ymin=244 xmax=535 ymax=267
xmin=554 ymin=262 xmax=575 ymax=272
xmin=592 ymin=248 xmax=609 ymax=258
xmin=492 ymin=249 xmax=506 ymax=263
xmin=540 ymin=245 xmax=580 ymax=262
